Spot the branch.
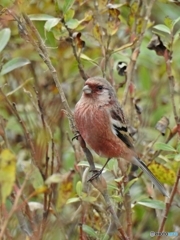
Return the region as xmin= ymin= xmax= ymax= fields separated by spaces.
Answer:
xmin=61 ymin=18 xmax=88 ymax=81
xmin=164 ymin=49 xmax=180 ymax=124
xmin=157 ymin=168 xmax=180 ymax=239
xmin=118 ymin=159 xmax=133 ymax=240
xmin=122 ymin=0 xmax=156 ymax=106
xmin=20 ymin=13 xmax=76 ymax=135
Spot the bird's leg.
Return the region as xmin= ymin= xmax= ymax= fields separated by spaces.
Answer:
xmin=88 ymin=158 xmax=111 ymax=181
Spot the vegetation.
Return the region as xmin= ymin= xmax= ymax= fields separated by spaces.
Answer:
xmin=0 ymin=0 xmax=180 ymax=239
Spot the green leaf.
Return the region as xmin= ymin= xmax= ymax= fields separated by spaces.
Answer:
xmin=166 ymin=153 xmax=176 ymax=159
xmin=0 ymin=57 xmax=31 ymax=75
xmin=66 ymin=19 xmax=79 ymax=29
xmin=172 ymin=16 xmax=180 ymax=32
xmin=177 ymin=142 xmax=180 ymax=153
xmin=0 ymin=28 xmax=11 ymax=52
xmin=76 ymin=181 xmax=82 ymax=196
xmin=164 ymin=16 xmax=173 ymax=29
xmin=83 ymin=196 xmax=97 ymax=203
xmin=44 ymin=18 xmax=60 ymax=32
xmin=137 ymin=198 xmax=165 ymax=209
xmin=124 ymin=178 xmax=138 ymax=194
xmin=29 ymin=167 xmax=44 ymax=189
xmin=174 ymin=29 xmax=180 ymax=43
xmin=175 ymin=154 xmax=180 ymax=161
xmin=66 ymin=197 xmax=80 ymax=204
xmin=114 ymin=176 xmax=124 ymax=183
xmin=153 ymin=24 xmax=171 ymax=35
xmin=6 ymin=116 xmax=22 ymax=134
xmin=64 ymin=9 xmax=75 ymax=22
xmin=62 ymin=0 xmax=75 ymax=14
xmin=82 ymin=225 xmax=97 ymax=238
xmin=112 ymin=41 xmax=137 ymax=54
xmin=29 ymin=14 xmax=55 ymax=21
xmin=112 ymin=195 xmax=123 ymax=203
xmin=77 ymin=161 xmax=105 ymax=170
xmin=80 ymin=54 xmax=98 ymax=66
xmin=154 ymin=142 xmax=176 ymax=152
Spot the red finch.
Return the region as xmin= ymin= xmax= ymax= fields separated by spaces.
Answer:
xmin=74 ymin=77 xmax=167 ymax=196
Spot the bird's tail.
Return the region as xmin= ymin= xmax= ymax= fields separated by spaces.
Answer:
xmin=132 ymin=157 xmax=168 ymax=197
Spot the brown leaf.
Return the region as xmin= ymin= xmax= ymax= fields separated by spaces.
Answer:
xmin=147 ymin=35 xmax=168 ymax=57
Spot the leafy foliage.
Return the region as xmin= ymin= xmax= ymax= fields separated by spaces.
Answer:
xmin=0 ymin=0 xmax=180 ymax=239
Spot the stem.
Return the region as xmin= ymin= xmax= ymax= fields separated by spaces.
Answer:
xmin=164 ymin=49 xmax=179 ymax=124
xmin=157 ymin=168 xmax=180 ymax=239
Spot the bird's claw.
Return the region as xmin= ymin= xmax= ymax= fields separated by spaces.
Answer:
xmin=72 ymin=132 xmax=80 ymax=141
xmin=88 ymin=169 xmax=103 ymax=182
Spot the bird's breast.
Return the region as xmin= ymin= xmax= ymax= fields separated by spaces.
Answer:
xmin=75 ymin=103 xmax=106 ymax=140
xmin=74 ymin=102 xmax=129 ymax=158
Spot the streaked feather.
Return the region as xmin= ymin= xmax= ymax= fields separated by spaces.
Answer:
xmin=132 ymin=157 xmax=168 ymax=196
xmin=110 ymin=108 xmax=134 ymax=149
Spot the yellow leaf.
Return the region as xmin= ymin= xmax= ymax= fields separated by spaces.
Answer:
xmin=79 ymin=11 xmax=93 ymax=26
xmin=29 ymin=185 xmax=49 ymax=199
xmin=92 ymin=24 xmax=103 ymax=44
xmin=106 ymin=20 xmax=120 ymax=36
xmin=0 ymin=149 xmax=16 ymax=203
xmin=148 ymin=161 xmax=176 ymax=186
xmin=136 ymin=19 xmax=143 ymax=34
xmin=56 ymin=170 xmax=75 ymax=211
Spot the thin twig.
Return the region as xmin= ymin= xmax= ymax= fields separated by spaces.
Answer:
xmin=157 ymin=168 xmax=180 ymax=239
xmin=61 ymin=18 xmax=88 ymax=81
xmin=164 ymin=49 xmax=179 ymax=124
xmin=124 ymin=191 xmax=132 ymax=239
xmin=103 ymin=34 xmax=111 ymax=79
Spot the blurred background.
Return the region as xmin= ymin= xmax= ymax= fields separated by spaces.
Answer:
xmin=0 ymin=0 xmax=180 ymax=239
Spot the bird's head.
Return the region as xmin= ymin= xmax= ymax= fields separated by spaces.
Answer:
xmin=82 ymin=77 xmax=116 ymax=104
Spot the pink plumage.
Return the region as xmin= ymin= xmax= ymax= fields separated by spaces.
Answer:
xmin=74 ymin=76 xmax=168 ymax=196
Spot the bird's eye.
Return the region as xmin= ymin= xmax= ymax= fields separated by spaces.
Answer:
xmin=97 ymin=85 xmax=103 ymax=90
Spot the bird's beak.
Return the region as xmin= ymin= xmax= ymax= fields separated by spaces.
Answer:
xmin=83 ymin=85 xmax=92 ymax=94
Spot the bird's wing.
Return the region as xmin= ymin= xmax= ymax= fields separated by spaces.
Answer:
xmin=110 ymin=104 xmax=134 ymax=149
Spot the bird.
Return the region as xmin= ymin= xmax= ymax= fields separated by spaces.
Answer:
xmin=74 ymin=76 xmax=168 ymax=197
xmin=116 ymin=61 xmax=127 ymax=76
